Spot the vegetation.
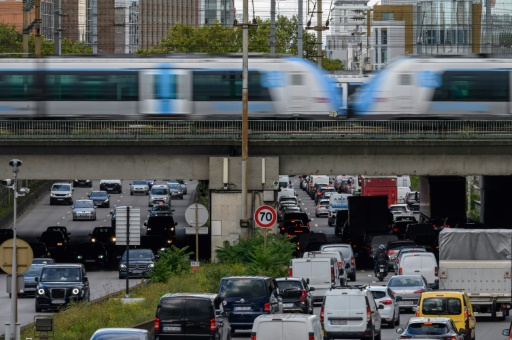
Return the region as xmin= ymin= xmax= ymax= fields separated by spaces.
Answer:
xmin=20 ymin=232 xmax=295 ymax=339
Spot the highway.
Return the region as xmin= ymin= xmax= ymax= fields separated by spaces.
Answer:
xmin=0 ymin=177 xmax=508 ymax=339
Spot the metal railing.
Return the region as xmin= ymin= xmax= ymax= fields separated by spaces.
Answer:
xmin=1 ymin=120 xmax=512 ymax=140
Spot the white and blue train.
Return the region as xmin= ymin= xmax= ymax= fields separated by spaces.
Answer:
xmin=0 ymin=55 xmax=341 ymax=119
xmin=352 ymin=56 xmax=512 ymax=119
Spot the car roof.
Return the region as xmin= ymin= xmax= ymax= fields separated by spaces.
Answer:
xmin=52 ymin=182 xmax=71 ymax=185
xmin=92 ymin=328 xmax=149 ymax=336
xmin=100 ymin=179 xmax=121 ymax=183
xmin=255 ymin=314 xmax=318 ymax=321
xmin=160 ymin=292 xmax=218 ymax=300
xmin=420 ymin=291 xmax=466 ymax=298
xmin=408 ymin=317 xmax=454 ymax=323
xmin=221 ymin=276 xmax=271 ymax=280
xmin=275 ymin=277 xmax=303 ymax=282
xmin=367 ymin=286 xmax=389 ymax=292
xmin=75 ymin=199 xmax=93 ymax=203
xmin=151 ymin=184 xmax=168 ymax=189
xmin=42 ymin=263 xmax=83 ymax=269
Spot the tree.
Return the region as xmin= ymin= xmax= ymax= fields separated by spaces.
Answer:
xmin=0 ymin=23 xmax=23 ymax=56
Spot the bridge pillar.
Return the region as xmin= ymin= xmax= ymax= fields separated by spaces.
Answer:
xmin=208 ymin=157 xmax=280 ymax=260
xmin=480 ymin=176 xmax=512 ymax=228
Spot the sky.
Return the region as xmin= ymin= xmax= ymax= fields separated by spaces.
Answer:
xmin=234 ymin=0 xmax=320 ymax=21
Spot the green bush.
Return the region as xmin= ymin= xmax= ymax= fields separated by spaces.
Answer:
xmin=149 ymin=246 xmax=194 ymax=283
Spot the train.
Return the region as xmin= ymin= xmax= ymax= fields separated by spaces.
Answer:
xmin=0 ymin=55 xmax=341 ymax=120
xmin=352 ymin=55 xmax=512 ymax=119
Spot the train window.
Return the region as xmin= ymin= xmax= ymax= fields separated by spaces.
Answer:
xmin=192 ymin=71 xmax=271 ymax=101
xmin=399 ymin=74 xmax=412 ymax=86
xmin=0 ymin=72 xmax=35 ymax=100
xmin=45 ymin=71 xmax=138 ymax=101
xmin=290 ymin=74 xmax=303 ymax=86
xmin=432 ymin=71 xmax=509 ymax=102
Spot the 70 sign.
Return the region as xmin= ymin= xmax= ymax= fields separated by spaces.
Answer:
xmin=254 ymin=205 xmax=277 ymax=228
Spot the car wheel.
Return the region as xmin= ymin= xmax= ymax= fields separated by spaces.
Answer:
xmin=73 ymin=217 xmax=77 ymax=221
xmin=315 ymin=213 xmax=319 ymax=217
xmin=50 ymin=200 xmax=54 ymax=206
xmin=35 ymin=302 xmax=42 ymax=313
xmin=374 ymin=330 xmax=381 ymax=340
xmin=93 ymin=216 xmax=96 ymax=221
xmin=180 ymin=195 xmax=184 ymax=199
xmin=349 ymin=272 xmax=356 ymax=281
xmin=130 ymin=191 xmax=133 ymax=196
xmin=230 ymin=328 xmax=236 ymax=334
xmin=119 ymin=274 xmax=124 ymax=279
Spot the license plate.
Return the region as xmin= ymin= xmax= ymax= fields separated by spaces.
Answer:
xmin=234 ymin=306 xmax=251 ymax=311
xmin=399 ymin=300 xmax=414 ymax=305
xmin=52 ymin=299 xmax=65 ymax=304
xmin=330 ymin=319 xmax=347 ymax=325
xmin=379 ymin=268 xmax=384 ymax=272
xmin=283 ymin=303 xmax=294 ymax=308
xmin=85 ymin=259 xmax=95 ymax=263
xmin=163 ymin=326 xmax=181 ymax=332
xmin=132 ymin=270 xmax=142 ymax=274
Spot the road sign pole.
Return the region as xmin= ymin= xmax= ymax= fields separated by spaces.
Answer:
xmin=195 ymin=204 xmax=199 ymax=262
xmin=125 ymin=206 xmax=130 ymax=298
xmin=263 ymin=229 xmax=267 ymax=251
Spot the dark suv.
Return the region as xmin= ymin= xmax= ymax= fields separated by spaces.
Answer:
xmin=35 ymin=264 xmax=90 ymax=312
xmin=154 ymin=293 xmax=231 ymax=339
xmin=218 ymin=276 xmax=281 ymax=333
xmin=38 ymin=230 xmax=69 ymax=260
xmin=118 ymin=248 xmax=155 ymax=279
xmin=275 ymin=277 xmax=314 ymax=314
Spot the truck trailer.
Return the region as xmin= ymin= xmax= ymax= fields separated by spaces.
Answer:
xmin=439 ymin=228 xmax=512 ymax=318
xmin=419 ymin=176 xmax=466 ymax=227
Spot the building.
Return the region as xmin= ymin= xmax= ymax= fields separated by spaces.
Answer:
xmin=201 ymin=0 xmax=234 ymax=26
xmin=0 ymin=0 xmax=54 ymax=40
xmin=115 ymin=0 xmax=139 ymax=53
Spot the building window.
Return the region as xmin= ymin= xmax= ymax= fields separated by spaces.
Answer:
xmin=381 ymin=29 xmax=387 ymax=45
xmin=381 ymin=48 xmax=387 ymax=64
xmin=382 ymin=12 xmax=394 ymax=21
xmin=375 ymin=29 xmax=379 ymax=46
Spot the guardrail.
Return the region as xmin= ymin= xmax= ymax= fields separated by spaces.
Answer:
xmin=0 ymin=120 xmax=512 ymax=140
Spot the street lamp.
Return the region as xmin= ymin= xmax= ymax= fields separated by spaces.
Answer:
xmin=2 ymin=159 xmax=29 ymax=340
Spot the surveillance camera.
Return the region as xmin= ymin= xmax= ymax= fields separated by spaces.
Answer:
xmin=19 ymin=188 xmax=30 ymax=194
xmin=0 ymin=179 xmax=13 ymax=187
xmin=8 ymin=159 xmax=22 ymax=173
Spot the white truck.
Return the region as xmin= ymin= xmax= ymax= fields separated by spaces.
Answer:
xmin=439 ymin=228 xmax=512 ymax=317
xmin=289 ymin=257 xmax=339 ymax=303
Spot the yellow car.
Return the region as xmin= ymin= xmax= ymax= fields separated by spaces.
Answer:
xmin=415 ymin=291 xmax=476 ymax=340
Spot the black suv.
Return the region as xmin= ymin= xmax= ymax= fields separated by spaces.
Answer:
xmin=38 ymin=230 xmax=69 ymax=260
xmin=35 ymin=264 xmax=90 ymax=312
xmin=275 ymin=277 xmax=314 ymax=314
xmin=118 ymin=248 xmax=155 ymax=279
xmin=46 ymin=226 xmax=71 ymax=243
xmin=143 ymin=216 xmax=177 ymax=253
xmin=75 ymin=242 xmax=108 ymax=268
xmin=89 ymin=226 xmax=116 ymax=248
xmin=154 ymin=293 xmax=231 ymax=339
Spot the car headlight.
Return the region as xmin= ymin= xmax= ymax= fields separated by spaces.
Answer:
xmin=148 ymin=263 xmax=155 ymax=268
xmin=77 ymin=255 xmax=82 ymax=259
xmin=37 ymin=289 xmax=45 ymax=295
xmin=98 ymin=255 xmax=104 ymax=259
xmin=50 ymin=192 xmax=56 ymax=197
xmin=120 ymin=264 xmax=126 ymax=268
xmin=91 ymin=238 xmax=96 ymax=242
xmin=57 ymin=242 xmax=63 ymax=246
xmin=112 ymin=237 xmax=116 ymax=242
xmin=72 ymin=288 xmax=79 ymax=295
xmin=105 ymin=198 xmax=109 ymax=202
xmin=150 ymin=196 xmax=155 ymax=201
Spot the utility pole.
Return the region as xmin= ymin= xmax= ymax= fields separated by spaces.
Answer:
xmin=305 ymin=0 xmax=328 ymax=67
xmin=241 ymin=0 xmax=249 ymax=237
xmin=298 ymin=0 xmax=303 ymax=57
xmin=34 ymin=0 xmax=41 ymax=57
xmin=270 ymin=0 xmax=276 ymax=55
xmin=486 ymin=0 xmax=492 ymax=53
xmin=22 ymin=0 xmax=30 ymax=57
xmin=54 ymin=0 xmax=62 ymax=56
xmin=92 ymin=0 xmax=98 ymax=54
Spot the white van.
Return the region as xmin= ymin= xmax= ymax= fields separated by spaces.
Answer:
xmin=251 ymin=314 xmax=323 ymax=340
xmin=397 ymin=252 xmax=438 ymax=288
xmin=278 ymin=188 xmax=297 ymax=201
xmin=328 ymin=193 xmax=351 ymax=218
xmin=396 ymin=175 xmax=411 ymax=188
xmin=321 ymin=287 xmax=383 ymax=340
xmin=397 ymin=187 xmax=410 ymax=204
xmin=303 ymin=251 xmax=348 ymax=286
xmin=310 ymin=175 xmax=330 ymax=188
xmin=289 ymin=257 xmax=338 ymax=303
xmin=279 ymin=175 xmax=290 ymax=189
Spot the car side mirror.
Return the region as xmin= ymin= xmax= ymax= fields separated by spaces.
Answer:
xmin=503 ymin=329 xmax=511 ymax=336
xmin=83 ymin=276 xmax=88 ymax=282
xmin=88 ymin=234 xmax=92 ymax=236
xmin=175 ymin=222 xmax=178 ymax=226
xmin=144 ymin=222 xmax=147 ymax=226
xmin=396 ymin=328 xmax=404 ymax=334
xmin=309 ymin=287 xmax=315 ymax=291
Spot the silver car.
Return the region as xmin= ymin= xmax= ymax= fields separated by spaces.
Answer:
xmin=130 ymin=180 xmax=149 ymax=195
xmin=72 ymin=199 xmax=96 ymax=221
xmin=367 ymin=285 xmax=401 ymax=328
xmin=315 ymin=198 xmax=330 ymax=217
xmin=148 ymin=185 xmax=170 ymax=207
xmin=386 ymin=275 xmax=432 ymax=312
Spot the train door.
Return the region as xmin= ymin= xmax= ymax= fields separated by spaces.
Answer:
xmin=139 ymin=69 xmax=191 ymax=116
xmin=287 ymin=72 xmax=311 ymax=114
xmin=393 ymin=72 xmax=415 ymax=113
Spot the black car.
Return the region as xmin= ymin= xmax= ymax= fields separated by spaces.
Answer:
xmin=276 ymin=277 xmax=315 ymax=314
xmin=38 ymin=230 xmax=69 ymax=260
xmin=75 ymin=242 xmax=108 ymax=268
xmin=29 ymin=242 xmax=52 ymax=258
xmin=390 ymin=216 xmax=418 ymax=239
xmin=110 ymin=205 xmax=131 ymax=228
xmin=88 ymin=190 xmax=111 ymax=208
xmin=16 ymin=263 xmax=46 ymax=298
xmin=154 ymin=293 xmax=230 ymax=339
xmin=148 ymin=203 xmax=174 ymax=217
xmin=0 ymin=228 xmax=13 ymax=245
xmin=118 ymin=248 xmax=155 ymax=279
xmin=143 ymin=216 xmax=177 ymax=252
xmin=279 ymin=219 xmax=304 ymax=235
xmin=89 ymin=226 xmax=116 ymax=247
xmin=46 ymin=226 xmax=71 ymax=244
xmin=73 ymin=179 xmax=92 ymax=188
xmin=167 ymin=182 xmax=184 ymax=200
xmin=35 ymin=264 xmax=90 ymax=312
xmin=280 ymin=211 xmax=310 ymax=230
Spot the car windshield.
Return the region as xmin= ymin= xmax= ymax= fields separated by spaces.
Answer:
xmin=52 ymin=184 xmax=70 ymax=191
xmin=75 ymin=201 xmax=94 ymax=208
xmin=319 ymin=201 xmax=329 ymax=206
xmin=123 ymin=249 xmax=153 ymax=260
xmin=133 ymin=180 xmax=146 ymax=185
xmin=322 ymin=246 xmax=351 ymax=258
xmin=151 ymin=188 xmax=168 ymax=195
xmin=391 ymin=206 xmax=407 ymax=212
xmin=407 ymin=322 xmax=451 ymax=335
xmin=90 ymin=192 xmax=107 ymax=198
xmin=153 ymin=205 xmax=171 ymax=211
xmin=24 ymin=265 xmax=44 ymax=277
xmin=388 ymin=277 xmax=423 ymax=287
xmin=94 ymin=228 xmax=113 ymax=235
xmin=168 ymin=183 xmax=181 ymax=190
xmin=41 ymin=267 xmax=81 ymax=282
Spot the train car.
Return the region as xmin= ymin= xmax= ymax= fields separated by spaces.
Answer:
xmin=0 ymin=55 xmax=341 ymax=119
xmin=352 ymin=55 xmax=512 ymax=119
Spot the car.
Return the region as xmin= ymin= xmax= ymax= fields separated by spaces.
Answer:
xmin=279 ymin=219 xmax=305 ymax=235
xmin=87 ymin=190 xmax=110 ymax=208
xmin=35 ymin=264 xmax=90 ymax=312
xmin=31 ymin=257 xmax=55 ymax=265
xmin=390 ymin=216 xmax=418 ymax=239
xmin=386 ymin=240 xmax=417 ymax=270
xmin=280 ymin=211 xmax=311 ymax=230
xmin=118 ymin=248 xmax=155 ymax=279
xmin=99 ymin=179 xmax=122 ymax=194
xmin=0 ymin=228 xmax=14 ymax=245
xmin=251 ymin=314 xmax=323 ymax=340
xmin=148 ymin=203 xmax=174 ymax=217
xmin=503 ymin=320 xmax=512 ymax=338
xmin=166 ymin=182 xmax=184 ymax=199
xmin=218 ymin=276 xmax=281 ymax=333
xmin=49 ymin=182 xmax=73 ymax=205
xmin=364 ymin=234 xmax=399 ymax=261
xmin=110 ymin=205 xmax=131 ymax=228
xmin=75 ymin=242 xmax=108 ymax=268
xmin=278 ymin=195 xmax=299 ymax=208
xmin=321 ymin=286 xmax=383 ymax=340
xmin=386 ymin=274 xmax=432 ymax=312
xmin=415 ymin=291 xmax=476 ymax=340
xmin=90 ymin=328 xmax=150 ymax=340
xmin=146 ymin=179 xmax=156 ymax=189
xmin=148 ymin=184 xmax=171 ymax=207
xmin=29 ymin=243 xmax=52 ymax=259
xmin=153 ymin=293 xmax=230 ymax=339
xmin=73 ymin=179 xmax=92 ymax=188
xmin=278 ymin=205 xmax=301 ymax=222
xmin=275 ymin=277 xmax=314 ymax=314
xmin=16 ymin=263 xmax=46 ymax=297
xmin=144 ymin=216 xmax=177 ymax=252
xmin=72 ymin=199 xmax=96 ymax=221
xmin=315 ymin=198 xmax=330 ymax=217
xmin=168 ymin=179 xmax=188 ymax=194
xmin=393 ymin=247 xmax=427 ymax=273
xmin=46 ymin=226 xmax=71 ymax=244
xmin=129 ymin=180 xmax=149 ymax=195
xmin=367 ymin=285 xmax=401 ymax=328
xmin=38 ymin=230 xmax=69 ymax=260
xmin=303 ymin=251 xmax=348 ymax=286
xmin=320 ymin=244 xmax=357 ymax=281
xmin=396 ymin=317 xmax=466 ymax=339
xmin=89 ymin=226 xmax=116 ymax=247
xmin=389 ymin=203 xmax=412 ymax=218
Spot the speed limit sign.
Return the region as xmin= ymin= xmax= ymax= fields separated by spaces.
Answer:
xmin=254 ymin=205 xmax=277 ymax=228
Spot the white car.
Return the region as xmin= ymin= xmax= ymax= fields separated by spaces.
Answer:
xmin=389 ymin=204 xmax=412 ymax=219
xmin=315 ymin=199 xmax=330 ymax=217
xmin=367 ymin=285 xmax=401 ymax=328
